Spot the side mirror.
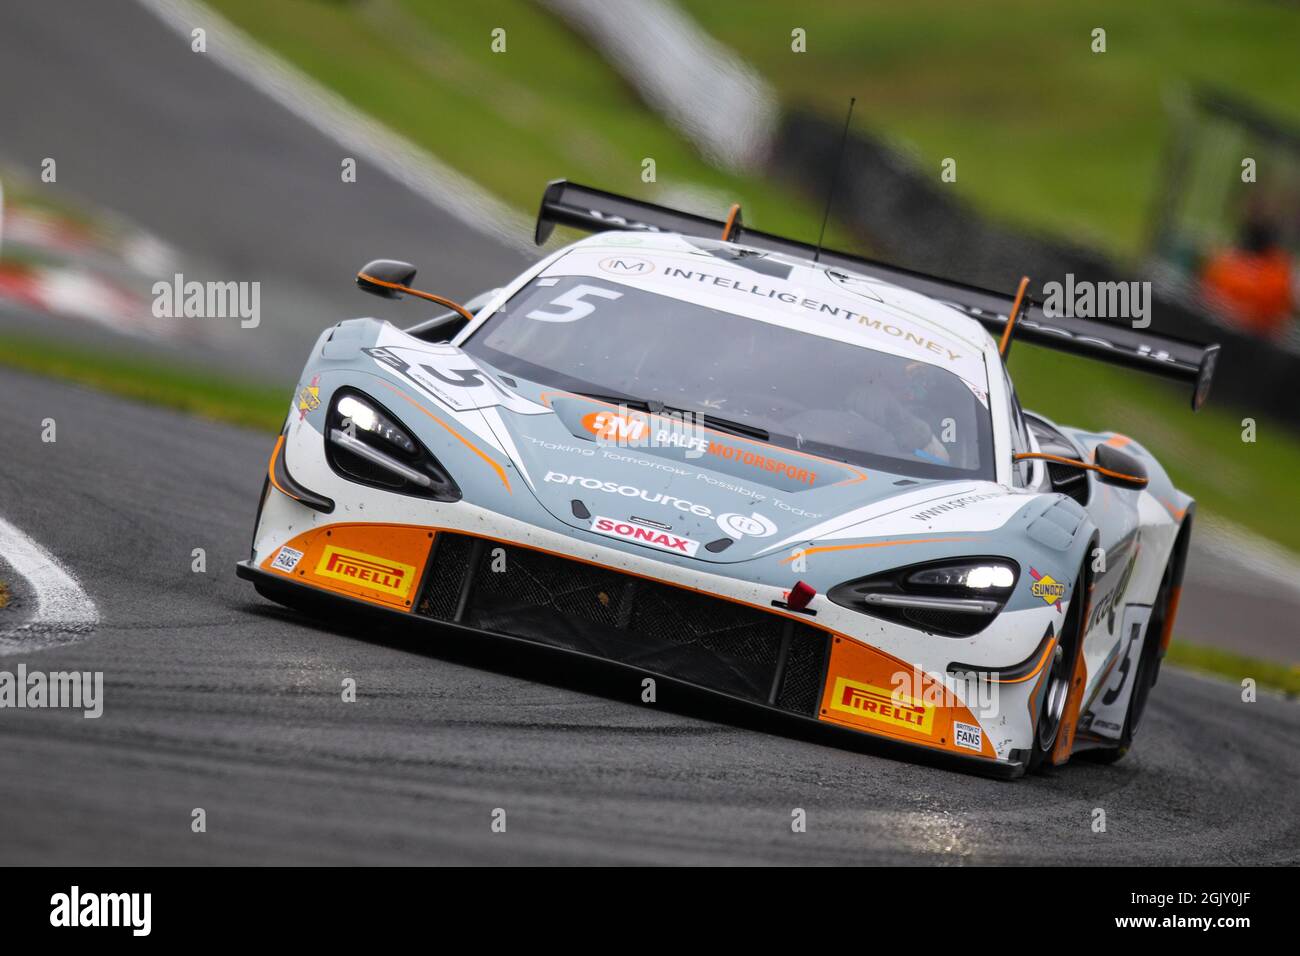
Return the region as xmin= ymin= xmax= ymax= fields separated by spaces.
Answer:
xmin=354 ymin=259 xmax=476 ymax=324
xmin=356 ymin=259 xmax=418 ymax=299
xmin=1093 ymin=443 xmax=1148 ymax=490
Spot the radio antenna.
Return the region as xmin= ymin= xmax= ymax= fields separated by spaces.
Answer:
xmin=813 ymin=96 xmax=855 ymax=264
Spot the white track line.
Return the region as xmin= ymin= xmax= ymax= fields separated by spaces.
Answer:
xmin=133 ymin=0 xmax=536 ymax=254
xmin=0 ymin=514 xmax=99 ymax=653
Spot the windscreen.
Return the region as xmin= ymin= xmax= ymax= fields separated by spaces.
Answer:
xmin=462 ymin=274 xmax=994 ymax=480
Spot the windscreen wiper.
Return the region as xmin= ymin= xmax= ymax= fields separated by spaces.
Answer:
xmin=571 ymin=391 xmax=769 ymax=441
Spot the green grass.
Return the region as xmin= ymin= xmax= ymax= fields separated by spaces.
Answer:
xmin=678 ymin=0 xmax=1300 ymax=257
xmin=1167 ymin=639 xmax=1300 ymax=696
xmin=205 ymin=0 xmax=849 ymax=245
xmin=0 ymin=334 xmax=287 ymax=432
xmin=1008 ymin=342 xmax=1300 ymax=552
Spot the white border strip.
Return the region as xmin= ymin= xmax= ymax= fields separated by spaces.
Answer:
xmin=0 ymin=514 xmax=99 ymax=652
xmin=1191 ymin=510 xmax=1300 ymax=602
xmin=539 ymin=0 xmax=777 ymax=171
xmin=133 ymin=0 xmax=536 ymax=254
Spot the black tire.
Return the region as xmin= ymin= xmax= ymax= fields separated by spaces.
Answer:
xmin=1084 ymin=555 xmax=1175 ymax=764
xmin=1027 ymin=556 xmax=1089 ymax=773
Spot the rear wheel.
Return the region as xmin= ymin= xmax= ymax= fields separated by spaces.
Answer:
xmin=1086 ymin=556 xmax=1174 ymax=764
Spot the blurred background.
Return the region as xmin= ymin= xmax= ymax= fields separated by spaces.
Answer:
xmin=1 ymin=0 xmax=1297 ymax=677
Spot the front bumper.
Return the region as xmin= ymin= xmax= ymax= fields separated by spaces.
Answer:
xmin=238 ymin=523 xmax=1027 ymax=779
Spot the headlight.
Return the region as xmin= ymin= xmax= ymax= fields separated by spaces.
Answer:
xmin=336 ymin=394 xmax=417 ymax=455
xmin=828 ymin=558 xmax=1019 ymax=637
xmin=325 ymin=388 xmax=461 ymax=501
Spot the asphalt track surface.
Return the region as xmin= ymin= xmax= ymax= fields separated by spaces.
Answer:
xmin=0 ymin=0 xmax=1297 ymax=864
xmin=0 ymin=0 xmax=528 ymax=381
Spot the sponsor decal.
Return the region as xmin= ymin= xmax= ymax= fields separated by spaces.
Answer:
xmin=628 ymin=515 xmax=672 ymax=531
xmin=1029 ymin=566 xmax=1066 ymax=610
xmin=315 ymin=546 xmax=416 ymax=599
xmin=577 ymin=408 xmax=820 ymax=484
xmin=910 ymin=491 xmax=1005 ymax=522
xmin=296 ymin=375 xmax=320 ymax=420
xmin=590 ymin=516 xmax=700 ymax=556
xmin=550 ymin=470 xmax=780 ymax=536
xmin=270 ymin=546 xmax=304 ymax=573
xmin=580 ymin=409 xmax=709 ymax=458
xmin=715 ymin=511 xmax=777 ymax=539
xmin=953 ymin=721 xmax=983 ymax=752
xmin=523 ymin=435 xmax=596 ymax=456
xmin=544 ymin=471 xmax=711 ymax=516
xmin=1087 ymin=544 xmax=1139 ymax=635
xmin=892 ymin=667 xmax=998 ymax=720
xmin=829 ymin=677 xmax=935 ymax=736
xmin=705 ymin=439 xmax=817 ymax=485
xmin=364 ymin=344 xmax=547 ymax=415
xmin=598 ymin=256 xmax=654 ymax=276
xmin=656 ymin=266 xmax=965 ymax=363
xmin=583 ymin=410 xmax=650 ymax=444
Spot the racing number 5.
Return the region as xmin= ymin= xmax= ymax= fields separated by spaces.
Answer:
xmin=526 ymin=284 xmax=623 ymax=323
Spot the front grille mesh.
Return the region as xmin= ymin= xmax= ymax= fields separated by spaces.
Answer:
xmin=415 ymin=532 xmax=477 ymax=622
xmin=415 ymin=532 xmax=828 ymax=716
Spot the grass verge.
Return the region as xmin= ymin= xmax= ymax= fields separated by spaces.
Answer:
xmin=204 ymin=0 xmax=848 ymax=244
xmin=0 ymin=334 xmax=286 ymax=433
xmin=678 ymin=0 xmax=1300 ymax=257
xmin=1167 ymin=639 xmax=1300 ymax=697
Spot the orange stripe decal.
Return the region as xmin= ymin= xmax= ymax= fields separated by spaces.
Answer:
xmin=781 ymin=536 xmax=981 ymax=563
xmin=267 ymin=434 xmax=290 ymax=497
xmin=378 ymin=381 xmax=511 ymax=493
xmin=996 ymin=635 xmax=1058 ymax=685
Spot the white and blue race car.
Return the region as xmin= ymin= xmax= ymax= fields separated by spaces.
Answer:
xmin=238 ymin=181 xmax=1219 ymax=777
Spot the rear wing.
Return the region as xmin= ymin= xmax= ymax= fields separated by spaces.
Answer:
xmin=536 ymin=180 xmax=1220 ymax=410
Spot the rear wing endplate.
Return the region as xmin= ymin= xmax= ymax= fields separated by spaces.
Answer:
xmin=536 ymin=180 xmax=1220 ymax=410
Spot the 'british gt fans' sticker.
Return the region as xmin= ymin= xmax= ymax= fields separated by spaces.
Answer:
xmin=954 ymin=721 xmax=983 ymax=752
xmin=271 ymin=546 xmax=303 ymax=573
xmin=590 ymin=516 xmax=700 ymax=557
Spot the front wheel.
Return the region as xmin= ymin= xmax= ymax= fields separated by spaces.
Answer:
xmin=1027 ymin=557 xmax=1087 ymax=773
